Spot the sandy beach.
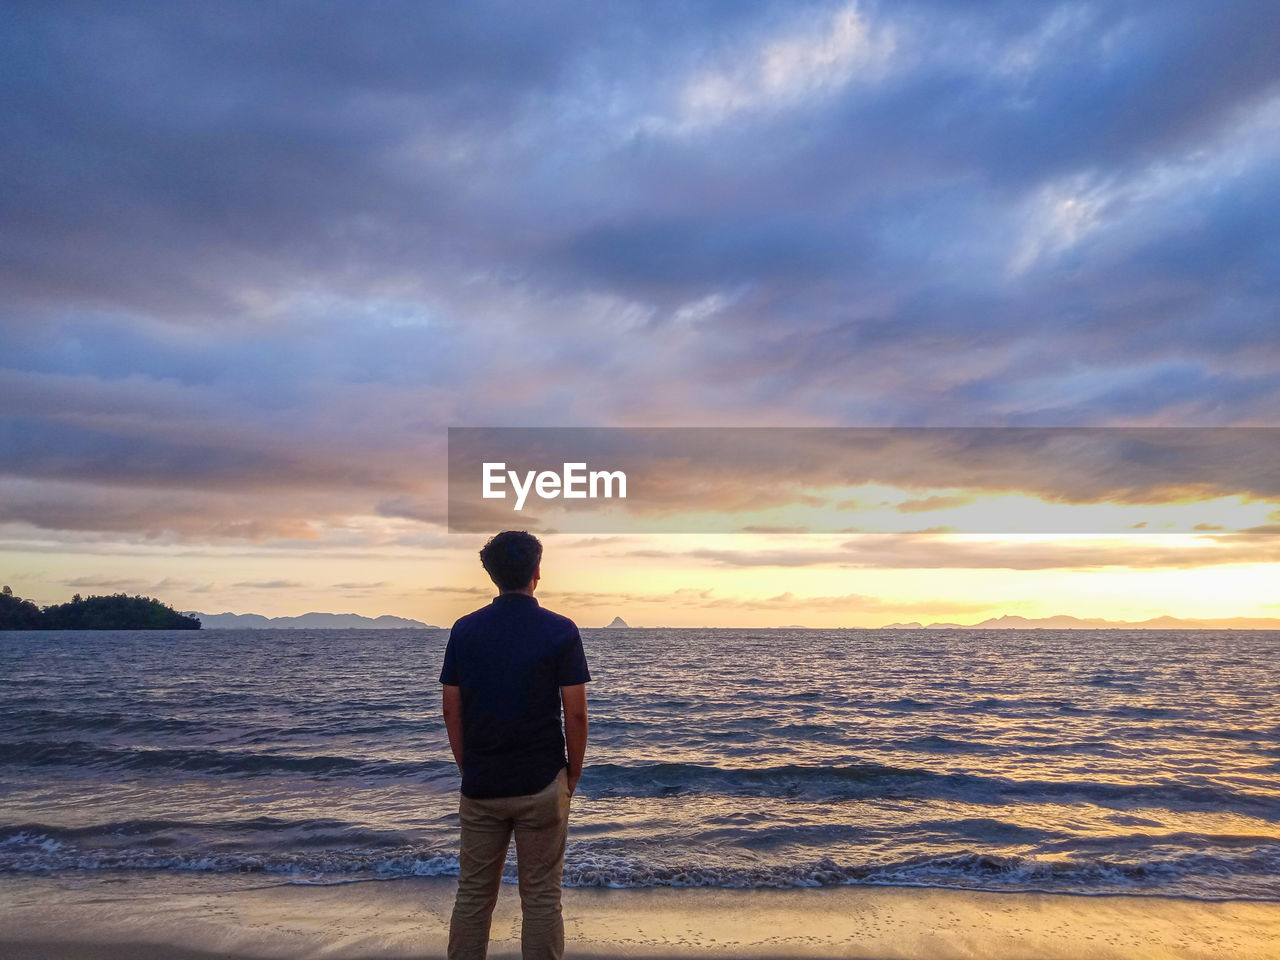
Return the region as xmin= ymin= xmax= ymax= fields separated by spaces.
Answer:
xmin=2 ymin=874 xmax=1278 ymax=960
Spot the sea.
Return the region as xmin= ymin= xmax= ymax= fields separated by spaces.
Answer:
xmin=2 ymin=627 xmax=1278 ymax=901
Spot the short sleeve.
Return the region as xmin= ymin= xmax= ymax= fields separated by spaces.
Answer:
xmin=557 ymin=627 xmax=591 ymax=686
xmin=439 ymin=630 xmax=459 ymax=685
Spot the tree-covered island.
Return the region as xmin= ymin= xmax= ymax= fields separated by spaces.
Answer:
xmin=0 ymin=586 xmax=201 ymax=630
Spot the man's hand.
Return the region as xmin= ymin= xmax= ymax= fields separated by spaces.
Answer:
xmin=567 ymin=771 xmax=581 ymax=797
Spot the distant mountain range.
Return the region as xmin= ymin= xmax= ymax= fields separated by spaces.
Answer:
xmin=187 ymin=611 xmax=438 ymax=629
xmin=879 ymin=614 xmax=1280 ymax=630
xmin=182 ymin=610 xmax=1279 ymax=630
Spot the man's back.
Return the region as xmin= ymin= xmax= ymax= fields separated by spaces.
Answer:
xmin=440 ymin=593 xmax=590 ymax=799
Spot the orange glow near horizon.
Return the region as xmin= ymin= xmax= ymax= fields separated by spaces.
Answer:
xmin=3 ymin=527 xmax=1278 ymax=629
xmin=476 ymin=483 xmax=1280 ymax=537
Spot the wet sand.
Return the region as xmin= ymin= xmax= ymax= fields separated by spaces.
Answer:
xmin=1 ymin=874 xmax=1278 ymax=959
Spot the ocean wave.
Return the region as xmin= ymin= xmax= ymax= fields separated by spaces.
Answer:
xmin=0 ymin=817 xmax=411 ymax=849
xmin=0 ymin=707 xmax=428 ymax=740
xmin=0 ymin=708 xmax=211 ymax=736
xmin=3 ymin=828 xmax=1279 ymax=900
xmin=5 ymin=742 xmax=1278 ymax=817
xmin=581 ymin=762 xmax=1280 ymax=816
xmin=0 ymin=834 xmax=460 ymax=880
xmin=0 ymin=739 xmax=455 ymax=780
xmin=561 ymin=847 xmax=1280 ymax=898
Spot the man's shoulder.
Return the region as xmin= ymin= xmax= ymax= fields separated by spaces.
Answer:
xmin=449 ymin=604 xmax=492 ymax=632
xmin=531 ymin=602 xmax=579 ymax=632
xmin=449 ymin=599 xmax=579 ymax=637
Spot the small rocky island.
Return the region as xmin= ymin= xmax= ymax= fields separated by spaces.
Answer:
xmin=0 ymin=586 xmax=200 ymax=630
xmin=606 ymin=616 xmax=629 ymax=628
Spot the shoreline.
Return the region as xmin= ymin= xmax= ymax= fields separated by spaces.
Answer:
xmin=2 ymin=874 xmax=1278 ymax=959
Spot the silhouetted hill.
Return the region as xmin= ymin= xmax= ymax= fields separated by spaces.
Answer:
xmin=1 ymin=587 xmax=199 ymax=630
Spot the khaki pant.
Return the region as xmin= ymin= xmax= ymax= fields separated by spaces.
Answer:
xmin=448 ymin=767 xmax=571 ymax=960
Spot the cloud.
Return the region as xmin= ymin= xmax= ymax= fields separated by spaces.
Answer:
xmin=695 ymin=590 xmax=987 ymax=615
xmin=0 ymin=1 xmax=1277 ymax=549
xmin=624 ymin=532 xmax=1280 ymax=571
xmin=61 ymin=576 xmax=140 ymax=589
xmin=231 ymin=579 xmax=305 ymax=589
xmin=665 ymin=3 xmax=894 ymax=131
xmin=894 ymin=494 xmax=977 ymax=514
xmin=538 ymin=583 xmax=989 ymax=617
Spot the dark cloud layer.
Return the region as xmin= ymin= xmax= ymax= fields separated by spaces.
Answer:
xmin=2 ymin=1 xmax=1278 ymax=544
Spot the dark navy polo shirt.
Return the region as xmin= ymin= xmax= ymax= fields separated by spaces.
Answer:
xmin=439 ymin=593 xmax=591 ymax=799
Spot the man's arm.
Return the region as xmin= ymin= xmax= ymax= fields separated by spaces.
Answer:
xmin=441 ymin=684 xmax=464 ymax=772
xmin=561 ymin=683 xmax=588 ymax=796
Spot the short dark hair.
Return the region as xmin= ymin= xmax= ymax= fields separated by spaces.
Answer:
xmin=479 ymin=530 xmax=543 ymax=591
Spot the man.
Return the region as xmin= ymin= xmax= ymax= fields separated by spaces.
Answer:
xmin=440 ymin=530 xmax=590 ymax=960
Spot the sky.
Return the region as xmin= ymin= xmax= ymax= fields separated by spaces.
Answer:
xmin=2 ymin=1 xmax=1278 ymax=627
